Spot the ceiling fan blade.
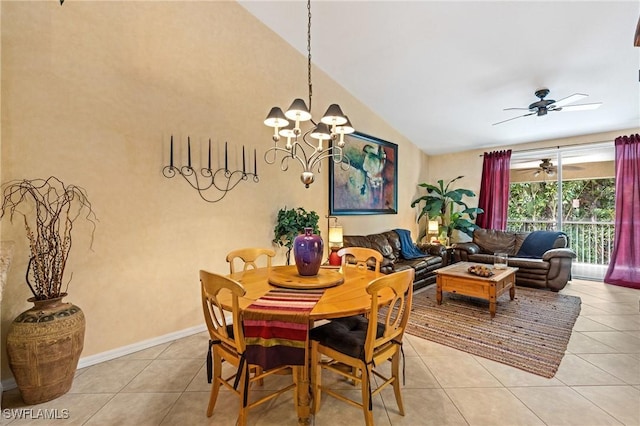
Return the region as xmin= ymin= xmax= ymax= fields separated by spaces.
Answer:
xmin=492 ymin=112 xmax=535 ymax=126
xmin=555 ymin=102 xmax=602 ymax=112
xmin=503 ymin=107 xmax=531 ymax=111
xmin=551 ymin=93 xmax=588 ymax=108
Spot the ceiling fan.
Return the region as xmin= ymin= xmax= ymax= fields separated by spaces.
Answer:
xmin=533 ymin=159 xmax=556 ymax=177
xmin=493 ymin=88 xmax=602 ymax=126
xmin=516 ymin=158 xmax=582 ymax=177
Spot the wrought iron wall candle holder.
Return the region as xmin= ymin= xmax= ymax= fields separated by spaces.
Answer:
xmin=162 ymin=135 xmax=258 ymax=203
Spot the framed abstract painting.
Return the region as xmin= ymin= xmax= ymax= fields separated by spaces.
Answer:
xmin=329 ymin=131 xmax=398 ymax=215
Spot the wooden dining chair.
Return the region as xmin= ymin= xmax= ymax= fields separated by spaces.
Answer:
xmin=337 ymin=246 xmax=383 ymax=273
xmin=200 ymin=270 xmax=296 ymax=425
xmin=225 ymin=248 xmax=275 ymax=274
xmin=309 ymin=268 xmax=415 ymax=425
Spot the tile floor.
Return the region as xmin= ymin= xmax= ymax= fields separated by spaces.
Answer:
xmin=1 ymin=278 xmax=639 ymax=425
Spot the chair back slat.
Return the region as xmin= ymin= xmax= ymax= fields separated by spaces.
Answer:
xmin=200 ymin=270 xmax=246 ymax=351
xmin=226 ymin=248 xmax=275 ymax=274
xmin=364 ymin=268 xmax=414 ymax=361
xmin=337 ymin=247 xmax=382 ymax=272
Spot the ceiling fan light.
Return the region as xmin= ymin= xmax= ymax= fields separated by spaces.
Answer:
xmin=285 ymin=98 xmax=312 ymax=122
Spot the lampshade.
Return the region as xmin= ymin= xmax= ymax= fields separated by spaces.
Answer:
xmin=328 ymin=225 xmax=343 ymax=246
xmin=285 ymin=98 xmax=312 ymax=122
xmin=334 ymin=117 xmax=355 ymax=135
xmin=264 ymin=107 xmax=289 ymax=128
xmin=278 ymin=123 xmax=297 ymax=138
xmin=310 ymin=123 xmax=333 ymax=141
xmin=428 ymin=220 xmax=439 ymax=233
xmin=320 ymin=104 xmax=348 ymax=126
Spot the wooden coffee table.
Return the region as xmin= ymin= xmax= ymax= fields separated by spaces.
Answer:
xmin=435 ymin=262 xmax=518 ymax=318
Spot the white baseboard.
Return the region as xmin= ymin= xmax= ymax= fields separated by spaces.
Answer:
xmin=1 ymin=324 xmax=207 ymax=392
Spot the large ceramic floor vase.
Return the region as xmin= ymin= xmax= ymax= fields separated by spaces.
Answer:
xmin=6 ymin=294 xmax=85 ymax=404
xmin=293 ymin=227 xmax=324 ymax=276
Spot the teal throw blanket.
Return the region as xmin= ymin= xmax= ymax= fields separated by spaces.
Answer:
xmin=394 ymin=229 xmax=427 ymax=259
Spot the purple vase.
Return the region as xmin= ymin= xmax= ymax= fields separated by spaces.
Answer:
xmin=293 ymin=227 xmax=324 ymax=276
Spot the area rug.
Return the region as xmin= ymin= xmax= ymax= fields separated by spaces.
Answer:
xmin=406 ymin=285 xmax=581 ymax=378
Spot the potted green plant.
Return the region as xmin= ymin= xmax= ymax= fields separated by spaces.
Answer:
xmin=0 ymin=176 xmax=97 ymax=404
xmin=411 ymin=175 xmax=483 ymax=242
xmin=273 ymin=207 xmax=320 ymax=265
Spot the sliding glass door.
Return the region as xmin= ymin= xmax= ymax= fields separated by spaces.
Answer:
xmin=508 ymin=143 xmax=615 ymax=280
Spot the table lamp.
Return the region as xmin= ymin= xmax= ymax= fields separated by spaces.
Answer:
xmin=327 ymin=216 xmax=344 ymax=266
xmin=428 ymin=220 xmax=439 ymax=243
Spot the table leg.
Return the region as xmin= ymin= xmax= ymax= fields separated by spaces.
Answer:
xmin=436 ymin=281 xmax=443 ymax=305
xmin=489 ymin=283 xmax=496 ymax=318
xmin=295 ymin=320 xmax=314 ymax=425
xmin=295 ymin=365 xmax=311 ymax=425
xmin=509 ymin=282 xmax=516 ymax=300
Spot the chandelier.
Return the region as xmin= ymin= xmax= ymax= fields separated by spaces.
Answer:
xmin=263 ymin=0 xmax=353 ymax=188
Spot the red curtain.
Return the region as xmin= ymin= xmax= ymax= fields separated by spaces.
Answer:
xmin=477 ymin=150 xmax=512 ymax=230
xmin=605 ymin=134 xmax=640 ymax=288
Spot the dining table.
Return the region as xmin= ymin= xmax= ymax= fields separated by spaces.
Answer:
xmin=221 ymin=264 xmax=390 ymax=425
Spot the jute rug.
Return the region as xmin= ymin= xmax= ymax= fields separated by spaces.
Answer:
xmin=406 ymin=285 xmax=581 ymax=378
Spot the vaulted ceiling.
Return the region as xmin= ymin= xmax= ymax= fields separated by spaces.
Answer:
xmin=240 ymin=1 xmax=640 ymax=155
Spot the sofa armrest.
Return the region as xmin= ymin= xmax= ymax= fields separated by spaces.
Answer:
xmin=542 ymin=248 xmax=577 ymax=261
xmin=417 ymin=243 xmax=446 ymax=258
xmin=450 ymin=242 xmax=479 ymax=262
xmin=452 ymin=242 xmax=480 ymax=255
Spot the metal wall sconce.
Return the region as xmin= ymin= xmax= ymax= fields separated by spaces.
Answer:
xmin=162 ymin=135 xmax=258 ymax=203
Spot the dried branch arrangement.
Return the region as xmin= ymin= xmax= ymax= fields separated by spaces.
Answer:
xmin=0 ymin=176 xmax=97 ymax=300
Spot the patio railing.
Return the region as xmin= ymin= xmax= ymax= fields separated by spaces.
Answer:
xmin=506 ymin=220 xmax=614 ymax=265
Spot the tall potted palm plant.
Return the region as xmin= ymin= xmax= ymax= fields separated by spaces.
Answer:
xmin=0 ymin=176 xmax=97 ymax=404
xmin=411 ymin=175 xmax=483 ymax=243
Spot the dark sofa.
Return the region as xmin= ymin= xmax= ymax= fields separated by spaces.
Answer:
xmin=453 ymin=229 xmax=576 ymax=291
xmin=342 ymin=230 xmax=446 ymax=291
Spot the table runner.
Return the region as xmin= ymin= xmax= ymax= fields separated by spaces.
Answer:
xmin=243 ymin=288 xmax=324 ymax=370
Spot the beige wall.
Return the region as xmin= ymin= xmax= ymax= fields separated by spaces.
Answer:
xmin=0 ymin=1 xmax=426 ymax=380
